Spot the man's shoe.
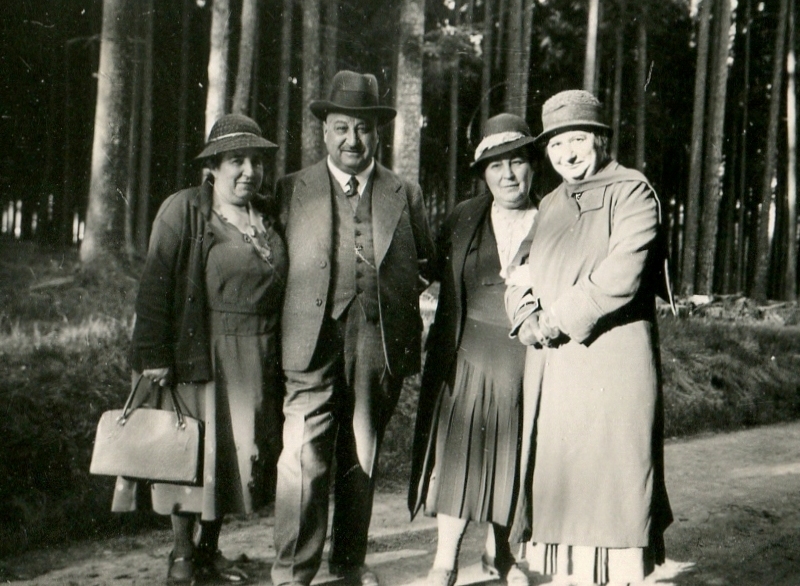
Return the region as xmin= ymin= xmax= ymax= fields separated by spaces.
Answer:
xmin=329 ymin=563 xmax=380 ymax=586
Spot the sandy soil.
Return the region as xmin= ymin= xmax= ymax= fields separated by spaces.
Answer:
xmin=2 ymin=422 xmax=799 ymax=586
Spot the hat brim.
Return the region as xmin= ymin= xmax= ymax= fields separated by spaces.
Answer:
xmin=470 ymin=136 xmax=537 ymax=172
xmin=533 ymin=121 xmax=611 ymax=146
xmin=195 ymin=135 xmax=278 ymax=161
xmin=310 ymin=101 xmax=397 ymax=125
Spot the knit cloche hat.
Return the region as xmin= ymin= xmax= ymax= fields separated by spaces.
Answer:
xmin=471 ymin=113 xmax=536 ymax=171
xmin=534 ymin=89 xmax=611 ymax=145
xmin=195 ymin=114 xmax=278 ymax=160
xmin=310 ymin=70 xmax=397 ymax=126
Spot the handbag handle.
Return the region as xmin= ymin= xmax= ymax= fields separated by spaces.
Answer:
xmin=118 ymin=374 xmax=188 ymax=430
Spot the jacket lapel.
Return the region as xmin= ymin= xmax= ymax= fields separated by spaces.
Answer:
xmin=371 ymin=163 xmax=407 ymax=267
xmin=450 ymin=194 xmax=492 ymax=286
xmin=290 ymin=159 xmax=333 ymax=255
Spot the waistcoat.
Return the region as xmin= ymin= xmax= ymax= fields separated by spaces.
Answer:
xmin=330 ymin=172 xmax=379 ymax=321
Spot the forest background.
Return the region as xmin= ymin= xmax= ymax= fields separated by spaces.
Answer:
xmin=3 ymin=0 xmax=800 ymax=563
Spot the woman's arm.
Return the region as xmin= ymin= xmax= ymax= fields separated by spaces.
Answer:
xmin=130 ymin=205 xmax=183 ymax=373
xmin=546 ymin=182 xmax=660 ymax=343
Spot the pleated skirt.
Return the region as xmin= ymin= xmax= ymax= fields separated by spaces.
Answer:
xmin=424 ymin=317 xmax=526 ymax=525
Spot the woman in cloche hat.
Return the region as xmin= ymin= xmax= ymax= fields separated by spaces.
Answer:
xmin=507 ymin=90 xmax=673 ymax=585
xmin=409 ymin=113 xmax=538 ymax=586
xmin=113 ymin=114 xmax=286 ymax=584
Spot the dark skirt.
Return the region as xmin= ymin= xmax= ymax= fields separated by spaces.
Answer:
xmin=423 ymin=317 xmax=526 ymax=525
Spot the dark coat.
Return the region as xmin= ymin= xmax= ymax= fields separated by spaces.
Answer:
xmin=130 ymin=182 xmax=276 ymax=383
xmin=407 ymin=193 xmax=534 ymax=518
xmin=276 ymin=159 xmax=435 ymax=377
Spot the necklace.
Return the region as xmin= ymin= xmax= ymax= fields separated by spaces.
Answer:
xmin=213 ymin=204 xmax=274 ymax=264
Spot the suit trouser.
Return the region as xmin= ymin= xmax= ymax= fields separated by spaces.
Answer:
xmin=271 ymin=303 xmax=404 ymax=586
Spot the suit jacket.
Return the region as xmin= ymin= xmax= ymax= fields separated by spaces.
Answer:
xmin=277 ymin=159 xmax=435 ymax=377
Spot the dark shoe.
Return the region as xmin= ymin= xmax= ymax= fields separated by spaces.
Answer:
xmin=167 ymin=550 xmax=194 ymax=584
xmin=195 ymin=548 xmax=248 ymax=583
xmin=329 ymin=563 xmax=379 ymax=586
xmin=500 ymin=565 xmax=529 ymax=586
xmin=426 ymin=567 xmax=458 ymax=586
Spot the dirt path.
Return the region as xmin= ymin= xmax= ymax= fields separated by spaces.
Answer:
xmin=2 ymin=422 xmax=800 ymax=586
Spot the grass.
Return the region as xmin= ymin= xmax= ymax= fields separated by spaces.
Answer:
xmin=2 ymin=239 xmax=800 ymax=557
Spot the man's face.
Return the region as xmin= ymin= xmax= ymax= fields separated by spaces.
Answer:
xmin=323 ymin=112 xmax=379 ymax=174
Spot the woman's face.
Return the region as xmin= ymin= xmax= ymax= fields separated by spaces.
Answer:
xmin=483 ymin=153 xmax=534 ymax=210
xmin=546 ymin=130 xmax=598 ymax=183
xmin=209 ymin=148 xmax=265 ymax=206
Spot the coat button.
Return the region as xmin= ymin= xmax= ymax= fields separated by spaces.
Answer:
xmin=319 ymin=260 xmax=327 ymax=268
xmin=188 ymin=294 xmax=195 ymax=302
xmin=315 ymin=298 xmax=323 ymax=306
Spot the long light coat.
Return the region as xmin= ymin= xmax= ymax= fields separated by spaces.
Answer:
xmin=277 ymin=159 xmax=435 ymax=377
xmin=508 ymin=162 xmax=672 ymax=552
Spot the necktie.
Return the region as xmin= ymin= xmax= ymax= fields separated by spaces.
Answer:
xmin=345 ymin=175 xmax=359 ymax=211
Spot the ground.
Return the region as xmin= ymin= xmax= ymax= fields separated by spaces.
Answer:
xmin=2 ymin=422 xmax=799 ymax=586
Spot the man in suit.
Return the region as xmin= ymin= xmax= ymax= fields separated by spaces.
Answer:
xmin=271 ymin=70 xmax=435 ymax=586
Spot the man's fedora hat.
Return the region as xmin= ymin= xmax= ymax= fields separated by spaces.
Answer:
xmin=196 ymin=113 xmax=278 ymax=160
xmin=310 ymin=70 xmax=397 ymax=126
xmin=471 ymin=113 xmax=537 ymax=171
xmin=534 ymin=89 xmax=611 ymax=146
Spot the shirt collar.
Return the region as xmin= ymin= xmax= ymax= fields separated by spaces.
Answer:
xmin=327 ymin=157 xmax=375 ymax=196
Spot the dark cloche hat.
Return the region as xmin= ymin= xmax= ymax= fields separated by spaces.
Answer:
xmin=471 ymin=113 xmax=537 ymax=170
xmin=195 ymin=114 xmax=278 ymax=160
xmin=534 ymin=89 xmax=611 ymax=145
xmin=310 ymin=70 xmax=397 ymax=126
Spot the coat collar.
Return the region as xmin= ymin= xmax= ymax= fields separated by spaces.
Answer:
xmin=451 ymin=193 xmax=493 ymax=281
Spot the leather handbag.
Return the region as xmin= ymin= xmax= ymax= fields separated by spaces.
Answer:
xmin=89 ymin=374 xmax=204 ymax=485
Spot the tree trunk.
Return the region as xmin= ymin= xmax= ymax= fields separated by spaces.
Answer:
xmin=301 ymin=0 xmax=323 ymax=167
xmin=634 ymin=7 xmax=647 ymax=172
xmin=136 ymin=0 xmax=154 ymax=254
xmin=205 ymin=0 xmax=231 ymax=138
xmin=481 ymin=0 xmax=494 ymax=129
xmin=323 ymin=0 xmax=338 ymax=89
xmin=447 ymin=3 xmax=460 ymax=214
xmin=504 ymin=0 xmax=522 ymax=114
xmin=696 ymin=0 xmax=733 ymax=293
xmin=175 ymin=0 xmax=192 ymax=189
xmin=752 ymin=0 xmax=789 ymax=300
xmin=785 ymin=0 xmax=797 ymax=300
xmin=736 ymin=0 xmax=752 ymax=292
xmin=680 ymin=0 xmax=712 ymax=295
xmin=275 ymin=0 xmax=294 ymax=178
xmin=392 ymin=0 xmax=425 ymax=184
xmin=584 ymin=0 xmax=600 ymax=93
xmin=611 ymin=0 xmax=625 ymax=159
xmin=518 ymin=0 xmax=534 ymax=116
xmin=233 ymin=0 xmax=259 ymax=114
xmin=494 ymin=0 xmax=508 ymax=71
xmin=81 ymin=0 xmax=135 ymax=264
xmin=124 ymin=9 xmax=143 ymax=258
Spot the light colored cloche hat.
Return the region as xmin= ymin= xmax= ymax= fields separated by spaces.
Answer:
xmin=534 ymin=89 xmax=611 ymax=145
xmin=471 ymin=113 xmax=537 ymax=170
xmin=310 ymin=70 xmax=397 ymax=126
xmin=195 ymin=114 xmax=278 ymax=160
